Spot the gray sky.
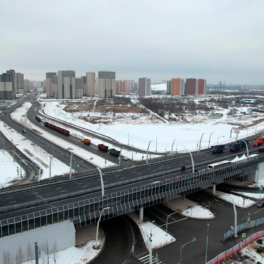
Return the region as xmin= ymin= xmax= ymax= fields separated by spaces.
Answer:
xmin=1 ymin=0 xmax=263 ymax=84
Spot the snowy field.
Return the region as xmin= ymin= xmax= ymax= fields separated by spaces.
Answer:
xmin=22 ymin=238 xmax=104 ymax=264
xmin=40 ymin=99 xmax=264 ymax=153
xmin=0 ymin=150 xmax=26 ymax=188
xmin=11 ymin=102 xmax=116 ymax=169
xmin=0 ymin=121 xmax=69 ymax=182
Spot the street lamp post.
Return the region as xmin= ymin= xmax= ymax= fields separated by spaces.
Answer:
xmin=146 ymin=140 xmax=154 ymax=164
xmin=208 ymin=132 xmax=213 ymax=148
xmin=119 ymin=148 xmax=123 ymax=166
xmin=49 ymin=156 xmax=53 ymax=180
xmin=205 ymin=223 xmax=210 ymax=263
xmin=217 ymin=135 xmax=225 ymax=144
xmin=70 ymin=152 xmax=73 ymax=179
xmin=97 ymin=167 xmax=105 ymax=196
xmin=171 ymin=139 xmax=177 ymax=153
xmin=229 ymin=197 xmax=238 ymax=238
xmin=182 ymin=145 xmax=195 ymax=173
xmin=241 ymin=140 xmax=249 ymax=157
xmin=199 ymin=133 xmax=205 ymax=152
xmin=178 ymin=237 xmax=196 ymax=264
xmin=93 ymin=207 xmax=110 ymax=249
xmin=166 ymin=209 xmax=184 ymax=235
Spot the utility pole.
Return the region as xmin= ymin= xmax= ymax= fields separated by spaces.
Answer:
xmin=35 ymin=242 xmax=39 ymax=264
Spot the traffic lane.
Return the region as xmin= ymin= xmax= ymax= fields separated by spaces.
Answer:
xmin=0 ymin=149 xmax=259 ymax=212
xmin=28 ymin=104 xmax=136 ymax=166
xmin=1 ymin=113 xmax=95 ymax=171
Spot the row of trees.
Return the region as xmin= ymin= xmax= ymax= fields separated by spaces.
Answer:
xmin=2 ymin=240 xmax=57 ymax=264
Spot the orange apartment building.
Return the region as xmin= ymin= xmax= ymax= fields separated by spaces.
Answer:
xmin=171 ymin=78 xmax=184 ymax=95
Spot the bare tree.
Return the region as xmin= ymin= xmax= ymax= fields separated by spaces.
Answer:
xmin=15 ymin=246 xmax=25 ymax=264
xmin=51 ymin=240 xmax=58 ymax=263
xmin=42 ymin=240 xmax=50 ymax=256
xmin=26 ymin=243 xmax=34 ymax=263
xmin=3 ymin=251 xmax=13 ymax=264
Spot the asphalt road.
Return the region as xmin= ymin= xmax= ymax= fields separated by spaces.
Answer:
xmin=27 ymin=102 xmax=135 ymax=166
xmin=126 ymin=190 xmax=264 ymax=264
xmin=0 ymin=93 xmax=96 ymax=172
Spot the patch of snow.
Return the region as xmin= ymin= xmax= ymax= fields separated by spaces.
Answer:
xmin=233 ymin=191 xmax=264 ymax=200
xmin=0 ymin=121 xmax=69 ymax=181
xmin=0 ymin=150 xmax=26 ymax=188
xmin=22 ymin=238 xmax=104 ymax=264
xmin=181 ymin=205 xmax=214 ymax=219
xmin=139 ymin=222 xmax=175 ymax=250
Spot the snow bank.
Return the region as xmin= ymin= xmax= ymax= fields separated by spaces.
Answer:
xmin=139 ymin=222 xmax=175 ymax=250
xmin=22 ymin=238 xmax=104 ymax=264
xmin=11 ymin=102 xmax=117 ymax=169
xmin=233 ymin=191 xmax=264 ymax=200
xmin=0 ymin=150 xmax=26 ymax=188
xmin=206 ymin=189 xmax=256 ymax=208
xmin=0 ymin=121 xmax=69 ymax=180
xmin=181 ymin=205 xmax=214 ymax=219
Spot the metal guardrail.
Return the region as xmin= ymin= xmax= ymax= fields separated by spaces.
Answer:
xmin=0 ymin=153 xmax=261 ymax=238
xmin=223 ymin=216 xmax=264 ymax=241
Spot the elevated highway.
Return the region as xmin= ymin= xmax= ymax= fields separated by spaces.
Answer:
xmin=0 ymin=93 xmax=264 ymax=240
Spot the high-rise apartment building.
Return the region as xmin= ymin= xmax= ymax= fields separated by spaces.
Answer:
xmin=51 ymin=75 xmax=58 ymax=98
xmin=45 ymin=72 xmax=56 ymax=97
xmin=24 ymin=79 xmax=31 ymax=93
xmin=167 ymin=81 xmax=171 ymax=95
xmin=16 ymin=73 xmax=24 ymax=94
xmin=116 ymin=81 xmax=120 ymax=93
xmin=0 ymin=73 xmax=13 ymax=99
xmin=6 ymin=69 xmax=16 ymax=97
xmin=171 ymin=78 xmax=185 ymax=96
xmin=81 ymin=76 xmax=87 ymax=95
xmin=198 ymin=79 xmax=206 ymax=95
xmin=119 ymin=80 xmax=126 ymax=92
xmin=98 ymin=71 xmax=116 ymax=98
xmin=86 ymin=72 xmax=95 ymax=97
xmin=138 ymin=77 xmax=151 ymax=96
xmin=185 ymin=78 xmax=198 ymax=95
xmin=75 ymin=78 xmax=83 ymax=99
xmin=58 ymin=71 xmax=76 ymax=99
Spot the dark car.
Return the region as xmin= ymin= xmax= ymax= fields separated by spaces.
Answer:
xmin=257 ymin=201 xmax=264 ymax=208
xmin=22 ymin=129 xmax=27 ymax=133
xmin=259 ymin=148 xmax=264 ymax=153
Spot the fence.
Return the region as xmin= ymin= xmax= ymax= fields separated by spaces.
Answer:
xmin=208 ymin=230 xmax=264 ymax=264
xmin=223 ymin=216 xmax=264 ymax=241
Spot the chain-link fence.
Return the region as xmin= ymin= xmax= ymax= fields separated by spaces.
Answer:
xmin=223 ymin=217 xmax=264 ymax=241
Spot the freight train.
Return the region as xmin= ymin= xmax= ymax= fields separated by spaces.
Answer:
xmin=44 ymin=122 xmax=70 ymax=136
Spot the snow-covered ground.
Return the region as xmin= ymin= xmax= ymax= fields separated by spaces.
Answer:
xmin=181 ymin=205 xmax=214 ymax=219
xmin=0 ymin=121 xmax=69 ymax=182
xmin=22 ymin=238 xmax=104 ymax=264
xmin=139 ymin=222 xmax=175 ymax=250
xmin=40 ymin=100 xmax=264 ymax=153
xmin=206 ymin=189 xmax=256 ymax=208
xmin=11 ymin=102 xmax=116 ymax=169
xmin=151 ymin=83 xmax=167 ymax=91
xmin=233 ymin=191 xmax=264 ymax=200
xmin=240 ymin=238 xmax=264 ymax=263
xmin=0 ymin=150 xmax=26 ymax=188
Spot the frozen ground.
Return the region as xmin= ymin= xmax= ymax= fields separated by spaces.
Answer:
xmin=11 ymin=102 xmax=116 ymax=169
xmin=138 ymin=221 xmax=175 ymax=250
xmin=40 ymin=100 xmax=264 ymax=153
xmin=0 ymin=150 xmax=26 ymax=188
xmin=240 ymin=238 xmax=264 ymax=263
xmin=0 ymin=121 xmax=69 ymax=182
xmin=205 ymin=189 xmax=256 ymax=208
xmin=233 ymin=191 xmax=264 ymax=200
xmin=22 ymin=238 xmax=104 ymax=264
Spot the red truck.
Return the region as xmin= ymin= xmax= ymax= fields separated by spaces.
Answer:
xmin=81 ymin=139 xmax=91 ymax=145
xmin=98 ymin=144 xmax=108 ymax=151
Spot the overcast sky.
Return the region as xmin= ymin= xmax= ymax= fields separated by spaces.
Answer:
xmin=1 ymin=0 xmax=263 ymax=84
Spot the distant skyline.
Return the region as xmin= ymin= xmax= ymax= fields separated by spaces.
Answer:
xmin=1 ymin=0 xmax=264 ymax=85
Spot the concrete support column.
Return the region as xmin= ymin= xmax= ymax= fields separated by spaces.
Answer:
xmin=212 ymin=185 xmax=216 ymax=195
xmin=139 ymin=206 xmax=144 ymax=221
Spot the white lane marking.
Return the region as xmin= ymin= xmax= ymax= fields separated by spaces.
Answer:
xmin=159 ymin=217 xmax=188 ymax=227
